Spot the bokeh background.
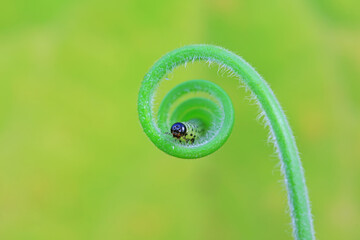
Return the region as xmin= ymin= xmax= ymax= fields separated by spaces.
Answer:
xmin=0 ymin=0 xmax=359 ymax=239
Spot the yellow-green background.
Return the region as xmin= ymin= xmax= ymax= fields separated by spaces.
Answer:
xmin=0 ymin=0 xmax=359 ymax=239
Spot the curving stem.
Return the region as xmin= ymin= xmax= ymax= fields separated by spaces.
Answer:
xmin=138 ymin=45 xmax=315 ymax=239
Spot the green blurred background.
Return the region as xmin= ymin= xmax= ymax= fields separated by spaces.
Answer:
xmin=0 ymin=0 xmax=359 ymax=239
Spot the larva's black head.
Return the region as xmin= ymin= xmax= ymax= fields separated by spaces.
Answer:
xmin=171 ymin=122 xmax=186 ymax=138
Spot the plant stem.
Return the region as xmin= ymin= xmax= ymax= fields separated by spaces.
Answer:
xmin=138 ymin=45 xmax=315 ymax=239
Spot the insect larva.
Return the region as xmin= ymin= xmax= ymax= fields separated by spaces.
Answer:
xmin=170 ymin=119 xmax=203 ymax=144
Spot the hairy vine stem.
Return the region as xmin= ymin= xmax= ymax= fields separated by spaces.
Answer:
xmin=138 ymin=45 xmax=315 ymax=239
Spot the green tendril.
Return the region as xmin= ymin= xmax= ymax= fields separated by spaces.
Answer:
xmin=138 ymin=44 xmax=315 ymax=239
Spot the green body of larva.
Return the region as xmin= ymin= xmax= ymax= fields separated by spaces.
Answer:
xmin=170 ymin=119 xmax=203 ymax=144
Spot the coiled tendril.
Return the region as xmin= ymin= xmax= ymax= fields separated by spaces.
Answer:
xmin=138 ymin=45 xmax=315 ymax=239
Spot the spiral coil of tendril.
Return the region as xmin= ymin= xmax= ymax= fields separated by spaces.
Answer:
xmin=138 ymin=45 xmax=315 ymax=239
